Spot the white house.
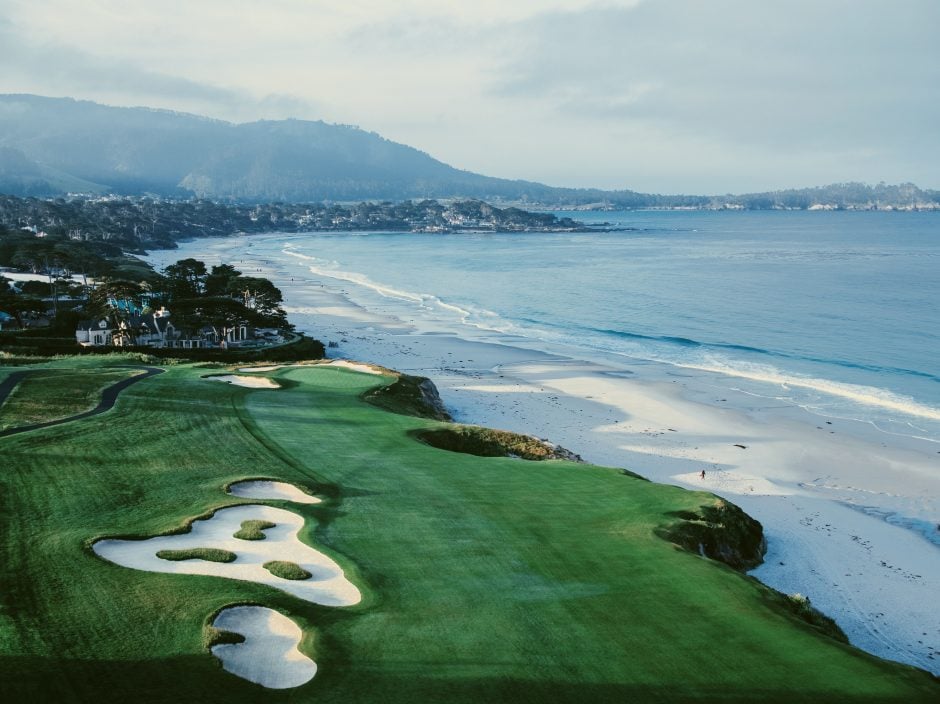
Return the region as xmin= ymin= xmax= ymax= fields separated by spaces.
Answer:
xmin=75 ymin=306 xmax=259 ymax=350
xmin=113 ymin=307 xmax=179 ymax=348
xmin=75 ymin=318 xmax=113 ymax=347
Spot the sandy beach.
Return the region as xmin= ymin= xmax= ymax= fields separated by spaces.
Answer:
xmin=148 ymin=237 xmax=940 ymax=675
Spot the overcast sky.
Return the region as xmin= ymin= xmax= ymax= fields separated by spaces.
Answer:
xmin=1 ymin=0 xmax=937 ymax=192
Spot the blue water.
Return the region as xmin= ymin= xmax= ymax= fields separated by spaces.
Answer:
xmin=227 ymin=210 xmax=940 ymax=440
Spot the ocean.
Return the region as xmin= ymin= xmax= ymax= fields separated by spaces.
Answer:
xmin=164 ymin=210 xmax=940 ymax=444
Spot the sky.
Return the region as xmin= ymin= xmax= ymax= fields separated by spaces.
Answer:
xmin=1 ymin=0 xmax=938 ymax=193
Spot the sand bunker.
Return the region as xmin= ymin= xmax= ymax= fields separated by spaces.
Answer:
xmin=325 ymin=360 xmax=385 ymax=375
xmin=97 ymin=482 xmax=359 ymax=684
xmin=211 ymin=606 xmax=316 ymax=689
xmin=237 ymin=365 xmax=286 ymax=373
xmin=227 ymin=480 xmax=322 ymax=504
xmin=207 ymin=375 xmax=280 ymax=389
xmin=93 ymin=504 xmax=360 ymax=606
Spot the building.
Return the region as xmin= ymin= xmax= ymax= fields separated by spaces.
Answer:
xmin=76 ymin=306 xmax=257 ymax=349
xmin=75 ymin=318 xmax=113 ymax=347
xmin=113 ymin=307 xmax=181 ymax=348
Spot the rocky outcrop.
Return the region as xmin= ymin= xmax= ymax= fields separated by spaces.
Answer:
xmin=658 ymin=500 xmax=767 ymax=571
xmin=414 ymin=425 xmax=583 ymax=462
xmin=363 ymin=374 xmax=452 ymax=421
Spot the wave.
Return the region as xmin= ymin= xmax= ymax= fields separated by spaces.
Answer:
xmin=541 ymin=326 xmax=940 ymax=424
xmin=282 ymin=248 xmax=515 ymax=333
xmin=672 ymin=356 xmax=940 ymax=424
xmin=585 ymin=326 xmax=940 ymax=383
xmin=281 ymin=247 xmax=940 ymax=426
xmin=849 ymin=505 xmax=940 ymax=548
xmin=285 ymin=249 xmax=427 ymax=303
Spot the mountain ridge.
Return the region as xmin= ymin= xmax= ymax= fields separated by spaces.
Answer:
xmin=0 ymin=94 xmax=545 ymax=202
xmin=1 ymin=94 xmax=938 ymax=209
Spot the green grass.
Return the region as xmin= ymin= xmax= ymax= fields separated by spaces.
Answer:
xmin=0 ymin=360 xmax=937 ymax=702
xmin=0 ymin=367 xmax=141 ymax=430
xmin=263 ymin=560 xmax=312 ymax=580
xmin=233 ymin=519 xmax=276 ymax=541
xmin=156 ymin=548 xmax=237 ymax=563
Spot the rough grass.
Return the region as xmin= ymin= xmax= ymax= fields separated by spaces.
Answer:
xmin=0 ymin=367 xmax=141 ymax=430
xmin=415 ymin=424 xmax=581 ymax=461
xmin=233 ymin=519 xmax=276 ymax=541
xmin=156 ymin=548 xmax=237 ymax=563
xmin=0 ymin=361 xmax=936 ymax=703
xmin=263 ymin=560 xmax=312 ymax=580
xmin=781 ymin=592 xmax=849 ymax=643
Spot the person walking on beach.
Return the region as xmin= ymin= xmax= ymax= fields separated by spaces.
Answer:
xmin=700 ymin=469 xmax=706 ymax=480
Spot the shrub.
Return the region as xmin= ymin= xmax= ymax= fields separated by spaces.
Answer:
xmin=263 ymin=560 xmax=311 ymax=580
xmin=781 ymin=592 xmax=848 ymax=642
xmin=204 ymin=626 xmax=246 ymax=649
xmin=233 ymin=520 xmax=276 ymax=540
xmin=156 ymin=548 xmax=237 ymax=563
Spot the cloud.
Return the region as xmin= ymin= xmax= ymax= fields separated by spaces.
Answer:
xmin=0 ymin=18 xmax=320 ymax=121
xmin=493 ymin=1 xmax=940 ymax=147
xmin=474 ymin=0 xmax=940 ymax=189
xmin=0 ymin=0 xmax=937 ymax=191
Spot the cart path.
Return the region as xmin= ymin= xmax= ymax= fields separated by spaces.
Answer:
xmin=0 ymin=366 xmax=165 ymax=438
xmin=0 ymin=370 xmax=31 ymax=408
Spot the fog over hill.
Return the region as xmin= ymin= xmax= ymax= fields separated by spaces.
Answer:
xmin=0 ymin=95 xmax=937 ymax=210
xmin=0 ymin=94 xmax=566 ymax=203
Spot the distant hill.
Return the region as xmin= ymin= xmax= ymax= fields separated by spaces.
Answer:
xmin=0 ymin=95 xmax=938 ymax=209
xmin=0 ymin=94 xmax=574 ymax=203
xmin=705 ymin=181 xmax=940 ymax=211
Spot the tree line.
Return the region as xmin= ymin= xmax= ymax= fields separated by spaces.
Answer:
xmin=1 ymin=216 xmax=288 ymax=339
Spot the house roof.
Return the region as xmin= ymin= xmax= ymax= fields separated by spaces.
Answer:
xmin=118 ymin=312 xmax=175 ymax=336
xmin=125 ymin=315 xmax=154 ymax=333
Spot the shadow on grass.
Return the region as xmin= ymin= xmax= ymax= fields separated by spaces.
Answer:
xmin=2 ymin=656 xmax=935 ymax=703
xmin=0 ymin=654 xmax=281 ymax=703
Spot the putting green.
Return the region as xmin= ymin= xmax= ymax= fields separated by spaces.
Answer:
xmin=0 ymin=361 xmax=937 ymax=702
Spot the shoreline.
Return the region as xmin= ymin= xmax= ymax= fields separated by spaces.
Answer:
xmin=147 ymin=235 xmax=940 ymax=675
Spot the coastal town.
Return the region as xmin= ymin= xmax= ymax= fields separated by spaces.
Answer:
xmin=0 ymin=195 xmax=591 ymax=253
